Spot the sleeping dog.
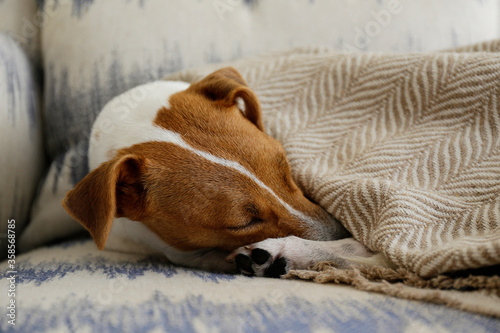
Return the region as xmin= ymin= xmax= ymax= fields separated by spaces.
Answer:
xmin=63 ymin=67 xmax=388 ymax=277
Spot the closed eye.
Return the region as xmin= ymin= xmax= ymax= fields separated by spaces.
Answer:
xmin=227 ymin=218 xmax=264 ymax=231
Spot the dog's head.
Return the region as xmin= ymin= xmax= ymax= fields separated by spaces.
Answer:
xmin=62 ymin=67 xmax=348 ymax=252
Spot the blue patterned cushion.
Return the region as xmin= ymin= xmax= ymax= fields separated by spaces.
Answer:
xmin=0 ymin=34 xmax=44 ymax=259
xmin=2 ymin=239 xmax=499 ymax=332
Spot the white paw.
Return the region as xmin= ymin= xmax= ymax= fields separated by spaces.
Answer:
xmin=227 ymin=236 xmax=382 ymax=277
xmin=226 ymin=238 xmax=290 ymax=278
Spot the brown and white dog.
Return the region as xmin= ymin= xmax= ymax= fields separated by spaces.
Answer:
xmin=63 ymin=67 xmax=387 ymax=277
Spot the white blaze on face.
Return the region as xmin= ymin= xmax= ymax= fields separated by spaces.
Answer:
xmin=90 ymin=80 xmax=319 ymax=233
xmin=151 ymin=128 xmax=317 ymax=230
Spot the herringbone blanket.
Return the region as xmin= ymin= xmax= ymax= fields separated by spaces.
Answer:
xmin=166 ymin=40 xmax=500 ymax=316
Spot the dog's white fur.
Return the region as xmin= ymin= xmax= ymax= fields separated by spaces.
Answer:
xmin=229 ymin=236 xmax=394 ymax=276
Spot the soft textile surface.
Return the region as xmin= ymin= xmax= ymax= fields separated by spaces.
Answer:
xmin=165 ymin=40 xmax=500 ymax=314
xmin=1 ymin=239 xmax=499 ymax=332
xmin=286 ymin=263 xmax=500 ymax=318
xmin=0 ymin=0 xmax=41 ymax=66
xmin=0 ymin=34 xmax=44 ymax=259
xmin=17 ymin=0 xmax=500 ymax=252
xmin=166 ymin=41 xmax=500 ymax=277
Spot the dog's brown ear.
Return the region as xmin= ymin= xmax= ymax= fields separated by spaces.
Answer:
xmin=189 ymin=67 xmax=264 ymax=131
xmin=62 ymin=154 xmax=145 ymax=250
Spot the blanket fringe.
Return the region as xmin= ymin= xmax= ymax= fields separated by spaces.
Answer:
xmin=285 ymin=263 xmax=500 ymax=318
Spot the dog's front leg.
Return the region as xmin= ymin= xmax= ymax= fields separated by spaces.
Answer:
xmin=161 ymin=247 xmax=237 ymax=273
xmin=227 ymin=236 xmax=393 ymax=278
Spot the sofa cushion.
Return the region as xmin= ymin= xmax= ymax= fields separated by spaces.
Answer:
xmin=0 ymin=0 xmax=41 ymax=67
xmin=0 ymin=34 xmax=44 ymax=259
xmin=3 ymin=239 xmax=499 ymax=332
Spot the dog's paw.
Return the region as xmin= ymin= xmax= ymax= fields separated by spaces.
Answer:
xmin=226 ymin=236 xmax=321 ymax=278
xmin=226 ymin=236 xmax=387 ymax=278
xmin=226 ymin=238 xmax=291 ymax=278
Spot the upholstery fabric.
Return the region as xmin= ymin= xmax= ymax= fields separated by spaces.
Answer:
xmin=0 ymin=34 xmax=44 ymax=259
xmin=0 ymin=0 xmax=41 ymax=66
xmin=1 ymin=239 xmax=499 ymax=332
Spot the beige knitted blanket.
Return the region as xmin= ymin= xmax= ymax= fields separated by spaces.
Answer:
xmin=166 ymin=40 xmax=500 ymax=317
